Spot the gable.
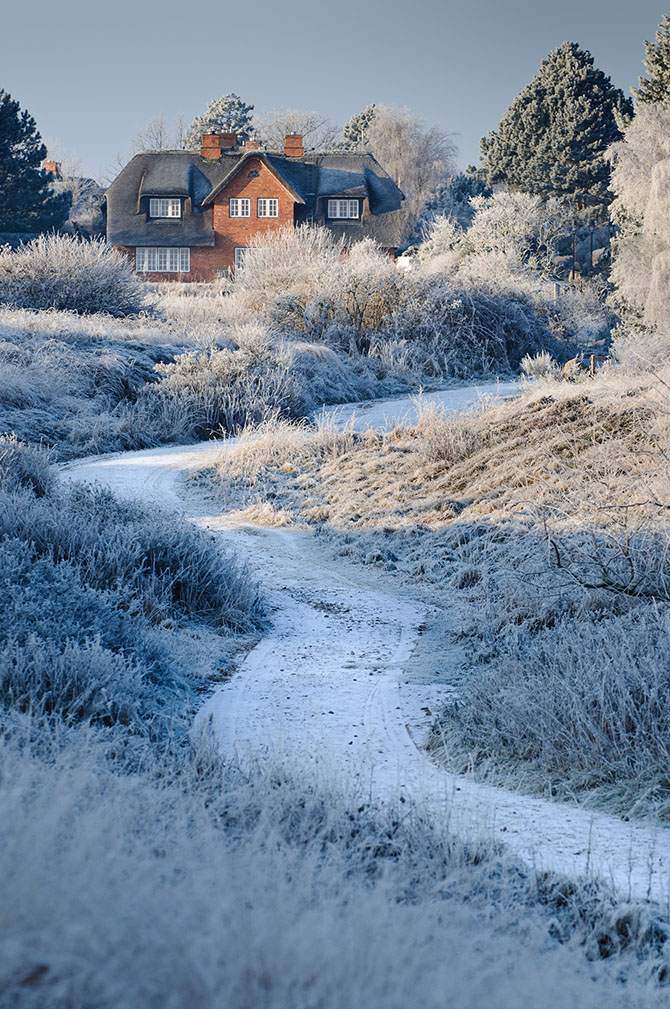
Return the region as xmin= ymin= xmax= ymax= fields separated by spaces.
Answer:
xmin=203 ymin=155 xmax=305 ymax=206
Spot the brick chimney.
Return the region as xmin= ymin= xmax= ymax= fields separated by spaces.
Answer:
xmin=243 ymin=138 xmax=260 ymax=150
xmin=284 ymin=133 xmax=304 ymax=158
xmin=200 ymin=133 xmax=238 ymax=159
xmin=41 ymin=160 xmax=62 ymax=180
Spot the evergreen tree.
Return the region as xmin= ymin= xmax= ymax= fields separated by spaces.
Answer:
xmin=480 ymin=42 xmax=632 ymax=211
xmin=185 ymin=93 xmax=255 ymax=148
xmin=0 ymin=90 xmax=71 ymax=234
xmin=341 ymin=104 xmax=377 ymax=149
xmin=633 ymin=14 xmax=670 ymax=104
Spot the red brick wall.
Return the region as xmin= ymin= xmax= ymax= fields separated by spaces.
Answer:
xmin=115 ymin=158 xmax=297 ymax=282
xmin=210 ymin=157 xmax=295 ymax=274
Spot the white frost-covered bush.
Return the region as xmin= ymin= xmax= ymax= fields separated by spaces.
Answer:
xmin=222 ymin=226 xmax=566 ymax=379
xmin=520 ymin=350 xmax=559 ymax=378
xmin=150 ymin=322 xmax=381 ymax=439
xmin=230 ymin=225 xmax=343 ymax=317
xmin=0 ymin=235 xmax=146 ymax=316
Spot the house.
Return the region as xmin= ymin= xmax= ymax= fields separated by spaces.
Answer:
xmin=42 ymin=160 xmax=106 ymax=237
xmin=104 ymin=133 xmax=405 ymax=280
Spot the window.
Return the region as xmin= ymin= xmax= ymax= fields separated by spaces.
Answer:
xmin=327 ymin=199 xmax=360 ymax=219
xmin=234 ymin=247 xmax=250 ymax=271
xmin=229 ymin=198 xmax=251 ymax=217
xmin=149 ymin=197 xmax=181 ymax=218
xmin=257 ymin=198 xmax=278 ymax=217
xmin=135 ymin=247 xmax=190 ymax=273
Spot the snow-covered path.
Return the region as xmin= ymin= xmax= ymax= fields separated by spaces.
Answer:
xmin=63 ymin=382 xmax=670 ymax=906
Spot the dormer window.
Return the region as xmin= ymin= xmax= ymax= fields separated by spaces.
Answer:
xmin=328 ymin=199 xmax=360 ymax=220
xmin=149 ymin=198 xmax=181 ymax=218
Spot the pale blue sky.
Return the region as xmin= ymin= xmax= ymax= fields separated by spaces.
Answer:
xmin=1 ymin=0 xmax=666 ymax=181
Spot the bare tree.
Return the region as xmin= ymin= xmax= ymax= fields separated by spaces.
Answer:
xmin=130 ymin=114 xmax=182 ymax=153
xmin=363 ymin=106 xmax=457 ymax=241
xmin=102 ymin=113 xmax=186 ymax=185
xmin=253 ymin=108 xmax=340 ymax=151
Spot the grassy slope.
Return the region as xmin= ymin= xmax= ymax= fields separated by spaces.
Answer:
xmin=196 ymin=371 xmax=670 ymax=819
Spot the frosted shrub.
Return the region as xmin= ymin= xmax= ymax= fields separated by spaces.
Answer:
xmin=311 ymin=239 xmax=401 ymax=345
xmin=152 ymin=328 xmax=308 ymax=439
xmin=0 ymin=433 xmax=52 ymax=496
xmin=232 ymin=229 xmax=403 ymax=351
xmin=466 ymin=192 xmax=571 ymax=273
xmin=379 ymin=277 xmax=556 ymax=378
xmin=521 ymin=351 xmax=559 ymax=379
xmin=441 ymin=606 xmax=670 ymax=817
xmin=546 ymin=284 xmax=612 ymax=346
xmin=0 ymin=235 xmax=146 ymax=316
xmin=415 ymin=214 xmax=464 ymax=273
xmin=0 ymin=480 xmax=264 ymax=631
xmin=230 ymin=225 xmax=342 ymax=318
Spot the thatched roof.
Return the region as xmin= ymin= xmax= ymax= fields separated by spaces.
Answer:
xmin=106 ymin=148 xmax=404 ymax=248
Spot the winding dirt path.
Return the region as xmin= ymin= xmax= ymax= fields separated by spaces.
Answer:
xmin=63 ymin=383 xmax=670 ymax=906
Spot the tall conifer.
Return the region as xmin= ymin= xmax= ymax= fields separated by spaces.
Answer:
xmin=481 ymin=43 xmax=632 ymax=211
xmin=633 ymin=15 xmax=670 ymax=104
xmin=0 ymin=91 xmax=70 ymax=234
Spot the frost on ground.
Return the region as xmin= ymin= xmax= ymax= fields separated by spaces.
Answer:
xmin=3 ymin=735 xmax=667 ymax=1009
xmin=196 ymin=371 xmax=670 ymax=822
xmin=1 ymin=384 xmax=669 ymax=1005
xmin=65 ymin=382 xmax=670 ymax=903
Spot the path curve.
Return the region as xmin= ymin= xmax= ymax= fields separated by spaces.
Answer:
xmin=62 ymin=383 xmax=670 ymax=905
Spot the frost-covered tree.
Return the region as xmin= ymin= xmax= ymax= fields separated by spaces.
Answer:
xmin=185 ymin=93 xmax=254 ymax=148
xmin=466 ymin=191 xmax=572 ymax=272
xmin=417 ymin=191 xmax=572 ymax=278
xmin=633 ymin=14 xmax=670 ymax=104
xmin=608 ymin=102 xmax=670 ymax=330
xmin=364 ymin=106 xmax=457 ymax=242
xmin=411 ymin=167 xmax=491 ymax=242
xmin=341 ymin=104 xmax=377 ymax=149
xmin=481 ymin=42 xmax=632 ymax=211
xmin=0 ymin=90 xmax=70 ymax=234
xmin=253 ymin=108 xmax=339 ymax=151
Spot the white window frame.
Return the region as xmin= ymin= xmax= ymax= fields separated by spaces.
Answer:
xmin=148 ymin=197 xmax=181 ymax=218
xmin=257 ymin=198 xmax=278 ymax=218
xmin=229 ymin=198 xmax=251 ymax=217
xmin=234 ymin=247 xmax=251 ymax=271
xmin=135 ymin=247 xmax=190 ymax=273
xmin=327 ymin=199 xmax=360 ymax=220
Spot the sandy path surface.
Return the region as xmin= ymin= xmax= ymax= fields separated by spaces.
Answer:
xmin=62 ymin=383 xmax=670 ymax=905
